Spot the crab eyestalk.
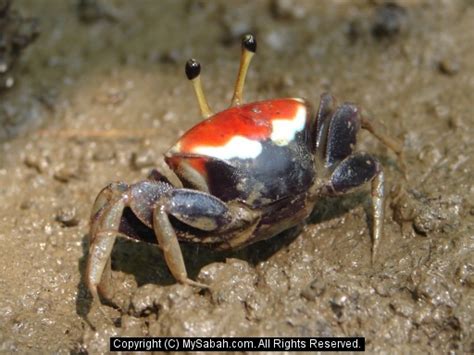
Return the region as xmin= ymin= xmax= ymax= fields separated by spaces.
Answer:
xmin=185 ymin=59 xmax=213 ymax=119
xmin=230 ymin=34 xmax=257 ymax=107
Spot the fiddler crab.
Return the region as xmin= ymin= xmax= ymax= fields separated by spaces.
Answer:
xmin=86 ymin=34 xmax=403 ymax=306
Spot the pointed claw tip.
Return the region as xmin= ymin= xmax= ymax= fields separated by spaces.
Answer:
xmin=371 ymin=244 xmax=378 ymax=267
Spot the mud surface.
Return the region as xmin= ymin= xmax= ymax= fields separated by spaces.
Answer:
xmin=0 ymin=1 xmax=473 ymax=353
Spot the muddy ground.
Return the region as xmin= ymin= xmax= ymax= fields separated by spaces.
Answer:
xmin=0 ymin=0 xmax=473 ymax=353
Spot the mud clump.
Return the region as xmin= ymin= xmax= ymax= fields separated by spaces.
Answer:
xmin=391 ymin=187 xmax=464 ymax=236
xmin=55 ymin=205 xmax=80 ymax=227
xmin=371 ymin=2 xmax=407 ymax=39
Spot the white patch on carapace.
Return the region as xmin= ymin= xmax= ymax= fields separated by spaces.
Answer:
xmin=191 ymin=135 xmax=263 ymax=160
xmin=168 ymin=141 xmax=181 ymax=154
xmin=270 ymin=105 xmax=307 ymax=146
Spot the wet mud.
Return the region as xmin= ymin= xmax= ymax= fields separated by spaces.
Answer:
xmin=0 ymin=1 xmax=472 ymax=353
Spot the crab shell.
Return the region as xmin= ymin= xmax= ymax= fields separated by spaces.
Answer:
xmin=164 ymin=98 xmax=317 ymax=242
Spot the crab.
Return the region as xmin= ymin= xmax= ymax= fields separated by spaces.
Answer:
xmin=86 ymin=34 xmax=402 ymax=304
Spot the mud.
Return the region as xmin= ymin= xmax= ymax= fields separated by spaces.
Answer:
xmin=0 ymin=0 xmax=473 ymax=353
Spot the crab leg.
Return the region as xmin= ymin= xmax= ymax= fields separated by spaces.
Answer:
xmin=87 ymin=231 xmax=119 ymax=302
xmin=312 ymin=93 xmax=336 ymax=155
xmin=152 ymin=189 xmax=259 ymax=287
xmin=322 ymin=153 xmax=385 ymax=263
xmin=360 ymin=116 xmax=403 ymax=157
xmin=87 ymin=191 xmax=128 ymax=302
xmin=370 ymin=169 xmax=385 ymax=263
xmin=152 ymin=189 xmax=234 ymax=288
xmin=323 ymin=103 xmax=361 ymax=167
xmin=153 ymin=206 xmax=208 ymax=288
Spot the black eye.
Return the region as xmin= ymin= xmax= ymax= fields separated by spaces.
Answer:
xmin=242 ymin=34 xmax=257 ymax=53
xmin=185 ymin=59 xmax=201 ymax=80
